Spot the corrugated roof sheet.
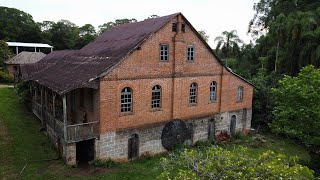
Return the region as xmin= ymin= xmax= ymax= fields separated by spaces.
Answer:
xmin=22 ymin=13 xmax=178 ymax=94
xmin=5 ymin=51 xmax=46 ymax=64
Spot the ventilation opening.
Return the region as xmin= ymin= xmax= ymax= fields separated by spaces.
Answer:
xmin=172 ymin=23 xmax=178 ymax=32
xmin=181 ymin=23 xmax=185 ymax=33
xmin=76 ymin=139 xmax=94 ymax=165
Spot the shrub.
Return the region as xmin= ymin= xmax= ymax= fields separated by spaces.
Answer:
xmin=16 ymin=81 xmax=31 ymax=104
xmin=271 ymin=65 xmax=320 ymax=147
xmin=158 ymin=146 xmax=314 ymax=179
xmin=0 ymin=69 xmax=13 ymax=83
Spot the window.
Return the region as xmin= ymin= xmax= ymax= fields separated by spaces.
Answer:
xmin=121 ymin=87 xmax=132 ymax=112
xmin=189 ymin=83 xmax=198 ymax=104
xmin=151 ymin=85 xmax=161 ymax=109
xmin=88 ymin=89 xmax=94 ymax=112
xmin=181 ymin=23 xmax=185 ymax=33
xmin=160 ymin=45 xmax=169 ymax=61
xmin=237 ymin=86 xmax=243 ymax=102
xmin=172 ymin=23 xmax=177 ymax=32
xmin=210 ymin=82 xmax=217 ymax=102
xmin=187 ymin=45 xmax=195 ymax=61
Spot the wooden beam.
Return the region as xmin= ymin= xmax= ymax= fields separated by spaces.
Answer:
xmin=62 ymin=94 xmax=67 ymax=141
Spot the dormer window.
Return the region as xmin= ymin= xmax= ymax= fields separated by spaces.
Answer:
xmin=181 ymin=24 xmax=185 ymax=33
xmin=172 ymin=23 xmax=177 ymax=32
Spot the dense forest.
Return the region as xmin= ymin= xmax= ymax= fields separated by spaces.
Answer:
xmin=0 ymin=0 xmax=319 ymax=177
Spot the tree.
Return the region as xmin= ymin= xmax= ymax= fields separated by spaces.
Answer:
xmin=159 ymin=146 xmax=314 ymax=179
xmin=198 ymin=30 xmax=209 ymax=42
xmin=76 ymin=24 xmax=97 ymax=48
xmin=98 ymin=18 xmax=137 ymax=34
xmin=0 ymin=40 xmax=13 ymax=82
xmin=214 ymin=30 xmax=243 ymax=59
xmin=0 ymin=7 xmax=42 ymax=42
xmin=271 ymin=65 xmax=320 ymax=147
xmin=50 ymin=20 xmax=80 ymax=50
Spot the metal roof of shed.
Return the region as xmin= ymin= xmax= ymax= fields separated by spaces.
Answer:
xmin=7 ymin=42 xmax=53 ymax=48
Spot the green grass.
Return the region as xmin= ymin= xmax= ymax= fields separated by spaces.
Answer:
xmin=0 ymin=87 xmax=313 ymax=179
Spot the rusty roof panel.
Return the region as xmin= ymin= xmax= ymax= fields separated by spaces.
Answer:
xmin=22 ymin=13 xmax=178 ymax=94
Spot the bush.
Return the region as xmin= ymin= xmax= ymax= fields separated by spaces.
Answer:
xmin=16 ymin=81 xmax=31 ymax=104
xmin=0 ymin=69 xmax=13 ymax=83
xmin=271 ymin=65 xmax=320 ymax=147
xmin=158 ymin=146 xmax=314 ymax=179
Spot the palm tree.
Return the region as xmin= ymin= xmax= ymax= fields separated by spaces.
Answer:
xmin=214 ymin=30 xmax=243 ymax=58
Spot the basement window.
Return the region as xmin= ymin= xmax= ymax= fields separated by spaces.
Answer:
xmin=172 ymin=23 xmax=177 ymax=32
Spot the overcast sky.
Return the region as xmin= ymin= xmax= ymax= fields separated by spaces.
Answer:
xmin=0 ymin=0 xmax=258 ymax=47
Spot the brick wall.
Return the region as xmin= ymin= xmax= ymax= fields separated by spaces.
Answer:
xmin=99 ymin=14 xmax=253 ymax=134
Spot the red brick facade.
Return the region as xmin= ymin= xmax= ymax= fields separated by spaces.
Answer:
xmin=99 ymin=14 xmax=253 ymax=134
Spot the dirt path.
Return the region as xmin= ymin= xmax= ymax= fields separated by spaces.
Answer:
xmin=0 ymin=84 xmax=14 ymax=88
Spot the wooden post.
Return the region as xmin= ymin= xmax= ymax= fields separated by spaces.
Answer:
xmin=52 ymin=92 xmax=56 ymax=117
xmin=40 ymin=86 xmax=43 ymax=122
xmin=62 ymin=94 xmax=67 ymax=141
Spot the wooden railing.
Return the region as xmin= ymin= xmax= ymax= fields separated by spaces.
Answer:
xmin=32 ymin=101 xmax=41 ymax=119
xmin=66 ymin=121 xmax=99 ymax=142
xmin=32 ymin=100 xmax=99 ymax=143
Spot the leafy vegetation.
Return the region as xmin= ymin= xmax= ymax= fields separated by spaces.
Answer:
xmin=158 ymin=146 xmax=313 ymax=179
xmin=0 ymin=40 xmax=13 ymax=83
xmin=271 ymin=65 xmax=320 ymax=147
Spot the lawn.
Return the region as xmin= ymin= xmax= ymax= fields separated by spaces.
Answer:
xmin=0 ymin=87 xmax=313 ymax=179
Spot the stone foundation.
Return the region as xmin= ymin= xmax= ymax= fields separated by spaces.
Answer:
xmin=96 ymin=108 xmax=252 ymax=161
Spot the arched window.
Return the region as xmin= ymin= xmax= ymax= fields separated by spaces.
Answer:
xmin=189 ymin=83 xmax=198 ymax=104
xmin=237 ymin=86 xmax=244 ymax=102
xmin=210 ymin=81 xmax=217 ymax=102
xmin=121 ymin=87 xmax=132 ymax=112
xmin=151 ymin=85 xmax=161 ymax=108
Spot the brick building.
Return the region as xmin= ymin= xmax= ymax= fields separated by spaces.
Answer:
xmin=22 ymin=13 xmax=253 ymax=165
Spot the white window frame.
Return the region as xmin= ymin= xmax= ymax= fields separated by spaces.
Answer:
xmin=187 ymin=45 xmax=195 ymax=61
xmin=237 ymin=86 xmax=244 ymax=102
xmin=160 ymin=44 xmax=169 ymax=61
xmin=121 ymin=87 xmax=132 ymax=112
xmin=210 ymin=81 xmax=217 ymax=102
xmin=151 ymin=85 xmax=161 ymax=109
xmin=189 ymin=83 xmax=198 ymax=104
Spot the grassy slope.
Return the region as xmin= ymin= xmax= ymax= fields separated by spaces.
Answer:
xmin=0 ymin=87 xmax=312 ymax=179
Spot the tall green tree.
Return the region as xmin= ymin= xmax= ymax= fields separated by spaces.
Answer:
xmin=76 ymin=24 xmax=97 ymax=48
xmin=98 ymin=18 xmax=137 ymax=34
xmin=0 ymin=7 xmax=42 ymax=42
xmin=214 ymin=30 xmax=243 ymax=59
xmin=50 ymin=20 xmax=80 ymax=50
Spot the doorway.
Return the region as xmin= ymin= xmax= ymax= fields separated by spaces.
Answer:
xmin=76 ymin=139 xmax=94 ymax=164
xmin=208 ymin=119 xmax=216 ymax=140
xmin=230 ymin=115 xmax=236 ymax=135
xmin=128 ymin=134 xmax=139 ymax=160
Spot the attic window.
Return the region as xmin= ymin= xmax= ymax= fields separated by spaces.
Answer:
xmin=172 ymin=23 xmax=177 ymax=32
xmin=181 ymin=24 xmax=185 ymax=33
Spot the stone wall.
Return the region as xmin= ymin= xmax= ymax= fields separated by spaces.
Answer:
xmin=96 ymin=108 xmax=251 ymax=161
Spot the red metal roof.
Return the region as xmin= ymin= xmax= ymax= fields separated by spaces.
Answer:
xmin=22 ymin=13 xmax=178 ymax=94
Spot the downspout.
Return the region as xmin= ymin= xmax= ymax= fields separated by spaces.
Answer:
xmin=218 ymin=66 xmax=223 ymax=113
xmin=171 ymin=16 xmax=179 ymax=120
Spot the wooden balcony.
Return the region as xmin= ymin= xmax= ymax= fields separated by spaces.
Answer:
xmin=32 ymin=100 xmax=99 ymax=143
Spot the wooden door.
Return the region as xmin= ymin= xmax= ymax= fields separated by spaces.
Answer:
xmin=128 ymin=134 xmax=139 ymax=160
xmin=230 ymin=115 xmax=236 ymax=135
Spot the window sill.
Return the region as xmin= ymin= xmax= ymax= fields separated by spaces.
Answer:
xmin=236 ymin=100 xmax=243 ymax=103
xmin=188 ymin=103 xmax=198 ymax=107
xmin=159 ymin=60 xmax=170 ymax=63
xmin=150 ymin=108 xmax=162 ymax=112
xmin=209 ymin=100 xmax=217 ymax=104
xmin=119 ymin=112 xmax=134 ymax=117
xmin=187 ymin=60 xmax=195 ymax=63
